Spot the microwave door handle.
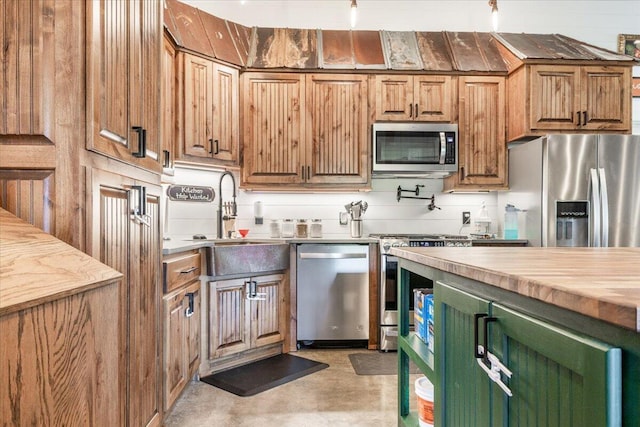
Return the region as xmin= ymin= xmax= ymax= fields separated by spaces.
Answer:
xmin=439 ymin=132 xmax=446 ymax=164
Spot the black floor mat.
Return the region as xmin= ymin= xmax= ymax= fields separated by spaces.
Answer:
xmin=349 ymin=352 xmax=422 ymax=375
xmin=200 ymin=353 xmax=329 ymax=397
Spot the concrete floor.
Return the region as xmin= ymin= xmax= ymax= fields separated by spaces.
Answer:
xmin=164 ymin=349 xmax=419 ymax=427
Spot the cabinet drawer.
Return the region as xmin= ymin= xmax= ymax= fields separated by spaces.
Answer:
xmin=164 ymin=251 xmax=201 ymax=293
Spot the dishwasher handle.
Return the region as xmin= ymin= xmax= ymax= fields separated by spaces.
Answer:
xmin=299 ymin=252 xmax=367 ymax=259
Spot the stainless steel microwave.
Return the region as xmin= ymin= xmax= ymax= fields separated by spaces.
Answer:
xmin=372 ymin=123 xmax=458 ymax=176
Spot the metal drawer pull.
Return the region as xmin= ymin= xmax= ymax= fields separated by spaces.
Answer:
xmin=299 ymin=253 xmax=366 ymax=259
xmin=179 ymin=266 xmax=197 ymax=274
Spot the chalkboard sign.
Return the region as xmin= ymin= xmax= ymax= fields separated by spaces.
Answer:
xmin=167 ymin=185 xmax=215 ymax=202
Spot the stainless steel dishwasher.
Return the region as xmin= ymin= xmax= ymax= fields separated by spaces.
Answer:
xmin=296 ymin=244 xmax=369 ymax=344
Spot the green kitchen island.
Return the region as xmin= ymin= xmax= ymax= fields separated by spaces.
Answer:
xmin=391 ymin=247 xmax=640 ymax=427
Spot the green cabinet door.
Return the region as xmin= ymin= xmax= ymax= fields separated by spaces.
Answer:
xmin=436 ymin=282 xmax=492 ymax=427
xmin=490 ymin=303 xmax=622 ymax=427
xmin=436 ymin=281 xmax=622 ymax=427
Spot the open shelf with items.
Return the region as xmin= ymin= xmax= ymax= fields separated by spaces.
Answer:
xmin=397 ymin=260 xmax=438 ymax=427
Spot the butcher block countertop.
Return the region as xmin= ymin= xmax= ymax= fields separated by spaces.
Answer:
xmin=390 ymin=247 xmax=640 ymax=333
xmin=0 ymin=208 xmax=123 ymax=316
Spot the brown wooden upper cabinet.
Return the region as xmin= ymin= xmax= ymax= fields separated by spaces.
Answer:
xmin=86 ymin=0 xmax=162 ymax=174
xmin=507 ymin=65 xmax=631 ymax=141
xmin=444 ymin=76 xmax=507 ymax=192
xmin=177 ymin=53 xmax=240 ymax=166
xmin=241 ymin=73 xmax=369 ymax=189
xmin=374 ymin=75 xmax=456 ymax=122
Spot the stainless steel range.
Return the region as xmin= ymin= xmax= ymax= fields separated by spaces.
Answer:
xmin=371 ymin=234 xmax=471 ymax=351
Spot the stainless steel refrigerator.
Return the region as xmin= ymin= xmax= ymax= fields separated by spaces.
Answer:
xmin=499 ymin=134 xmax=640 ymax=247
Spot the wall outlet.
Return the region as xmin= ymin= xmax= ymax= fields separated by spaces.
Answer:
xmin=462 ymin=211 xmax=471 ymax=225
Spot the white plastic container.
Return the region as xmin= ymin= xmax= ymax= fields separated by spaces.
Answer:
xmin=415 ymin=376 xmax=434 ymax=427
xmin=269 ymin=220 xmax=281 ymax=238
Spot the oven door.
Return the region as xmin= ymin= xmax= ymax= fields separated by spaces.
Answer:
xmin=380 ymin=255 xmax=433 ymax=326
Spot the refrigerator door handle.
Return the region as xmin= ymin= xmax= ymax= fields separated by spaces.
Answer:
xmin=590 ymin=168 xmax=602 ymax=247
xmin=598 ymin=168 xmax=609 ymax=247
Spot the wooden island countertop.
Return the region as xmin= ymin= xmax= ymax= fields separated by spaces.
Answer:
xmin=390 ymin=247 xmax=640 ymax=332
xmin=0 ymin=208 xmax=122 ymax=316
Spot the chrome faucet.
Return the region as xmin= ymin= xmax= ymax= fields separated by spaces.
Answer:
xmin=217 ymin=171 xmax=237 ymax=238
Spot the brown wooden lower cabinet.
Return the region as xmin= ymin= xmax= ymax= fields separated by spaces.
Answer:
xmin=163 ymin=281 xmax=201 ymax=412
xmin=208 ymin=274 xmax=286 ymax=366
xmin=86 ymin=166 xmax=162 ymax=427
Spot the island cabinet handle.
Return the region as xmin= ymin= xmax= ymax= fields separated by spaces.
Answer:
xmin=473 ymin=313 xmax=489 ymax=358
xmin=179 ymin=266 xmax=197 ymax=274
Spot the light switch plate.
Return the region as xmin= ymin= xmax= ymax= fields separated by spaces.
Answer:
xmin=462 ymin=211 xmax=471 ymax=225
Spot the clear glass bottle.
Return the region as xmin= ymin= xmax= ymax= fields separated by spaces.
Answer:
xmin=296 ymin=219 xmax=308 ymax=238
xmin=281 ymin=219 xmax=295 ymax=238
xmin=310 ymin=219 xmax=323 ymax=238
xmin=269 ymin=220 xmax=281 ymax=238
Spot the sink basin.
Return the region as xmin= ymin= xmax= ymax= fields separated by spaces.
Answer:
xmin=204 ymin=243 xmax=289 ymax=278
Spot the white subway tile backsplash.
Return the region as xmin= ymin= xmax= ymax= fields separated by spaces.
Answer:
xmin=164 ymin=167 xmax=501 ymax=239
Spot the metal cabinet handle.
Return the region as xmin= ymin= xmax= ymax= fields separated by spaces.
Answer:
xmin=130 ymin=185 xmax=150 ymax=227
xmin=208 ymin=138 xmax=213 ymax=154
xmin=307 ymin=165 xmax=310 ymax=180
xmin=409 ymin=103 xmax=413 ymax=118
xmin=132 ymin=126 xmax=146 ymax=158
xmin=474 ymin=314 xmax=513 ymax=397
xmin=301 ymin=165 xmax=306 ymax=181
xmin=185 ymin=292 xmax=195 ymax=318
xmin=415 ymin=103 xmax=418 ymax=118
xmin=179 ymin=266 xmax=197 ymax=274
xmin=214 ymin=139 xmax=219 ymax=155
xmin=575 ymin=111 xmax=580 ymax=126
xmin=582 ymin=111 xmax=587 ymax=126
xmin=246 ymin=280 xmax=266 ymax=301
xmin=163 ymin=150 xmax=170 ymax=168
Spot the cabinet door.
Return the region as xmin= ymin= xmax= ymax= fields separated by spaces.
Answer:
xmin=129 ymin=0 xmax=162 ymax=172
xmin=242 ymin=73 xmax=305 ymax=185
xmin=87 ymin=168 xmax=161 ymax=427
xmin=128 ymin=179 xmax=162 ymax=427
xmin=436 ymin=282 xmax=492 ymax=427
xmin=183 ymin=54 xmax=214 ymax=158
xmin=490 ymin=303 xmax=621 ymax=427
xmin=581 ymin=66 xmax=631 ymax=131
xmin=374 ymin=75 xmax=413 ymax=121
xmin=452 ymin=76 xmax=507 ymax=189
xmin=529 ymin=65 xmax=581 ymax=130
xmin=305 ymin=74 xmax=369 ymax=185
xmin=86 ymin=0 xmax=162 ymax=173
xmin=86 ymin=0 xmax=131 ymax=163
xmin=414 ymin=75 xmax=456 ymax=122
xmin=163 ymin=291 xmax=187 ymax=411
xmin=252 ymin=275 xmax=285 ymax=348
xmin=209 ymin=278 xmax=251 ymax=358
xmin=211 ymin=63 xmax=239 ymax=164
